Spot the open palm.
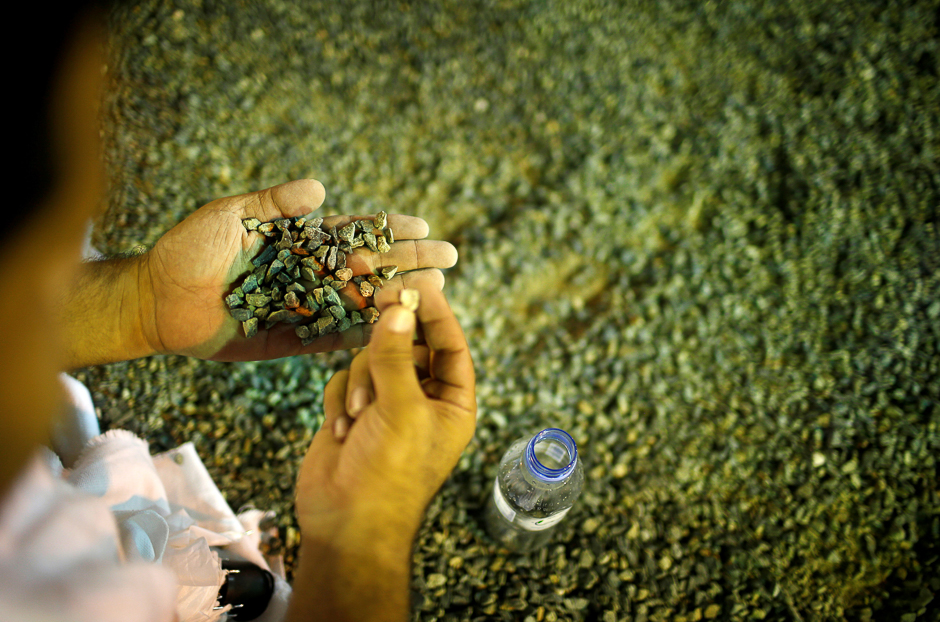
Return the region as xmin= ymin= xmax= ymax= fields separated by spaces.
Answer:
xmin=141 ymin=179 xmax=457 ymax=361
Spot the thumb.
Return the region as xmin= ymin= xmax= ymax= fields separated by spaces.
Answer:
xmin=368 ymin=303 xmax=425 ymax=413
xmin=241 ymin=179 xmax=326 ymax=222
xmin=268 ymin=179 xmax=326 ymax=217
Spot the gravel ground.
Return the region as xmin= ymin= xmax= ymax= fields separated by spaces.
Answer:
xmin=77 ymin=1 xmax=939 ymax=620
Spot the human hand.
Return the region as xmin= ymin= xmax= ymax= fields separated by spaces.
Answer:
xmin=294 ymin=282 xmax=477 ymax=544
xmin=138 ymin=179 xmax=457 ymax=361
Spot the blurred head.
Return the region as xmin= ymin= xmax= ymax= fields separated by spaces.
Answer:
xmin=0 ymin=4 xmax=108 ymax=493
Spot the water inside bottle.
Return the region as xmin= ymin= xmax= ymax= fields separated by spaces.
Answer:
xmin=534 ymin=437 xmax=570 ymax=469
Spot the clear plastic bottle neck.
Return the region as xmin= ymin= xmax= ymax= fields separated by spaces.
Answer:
xmin=523 ymin=428 xmax=578 ymax=483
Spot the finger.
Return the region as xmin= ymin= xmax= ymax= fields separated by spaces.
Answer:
xmin=367 ymin=302 xmax=426 ymax=421
xmin=238 ymin=179 xmax=327 ymax=222
xmin=345 ymin=350 xmax=374 ymax=419
xmin=345 ymin=240 xmax=457 ymax=277
xmin=333 ymin=412 xmax=353 ymax=441
xmin=319 ymin=214 xmax=430 ymax=240
xmin=323 ymin=369 xmax=349 ymax=427
xmin=413 ymin=344 xmax=431 ymax=382
xmin=386 ymin=214 xmax=429 ymax=239
xmin=323 ymin=369 xmax=354 ymax=440
xmin=378 ymin=284 xmax=474 ymax=413
xmin=297 ymin=370 xmax=347 ymax=479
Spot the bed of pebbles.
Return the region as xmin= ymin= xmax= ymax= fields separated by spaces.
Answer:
xmin=79 ymin=1 xmax=938 ymax=620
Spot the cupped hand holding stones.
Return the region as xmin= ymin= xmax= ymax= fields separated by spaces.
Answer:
xmin=138 ymin=179 xmax=458 ymax=361
xmin=293 ymin=282 xmax=476 ymax=547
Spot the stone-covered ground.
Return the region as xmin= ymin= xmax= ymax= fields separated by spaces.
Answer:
xmin=79 ymin=1 xmax=939 ymax=620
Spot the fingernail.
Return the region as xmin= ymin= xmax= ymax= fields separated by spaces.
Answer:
xmin=348 ymin=386 xmax=368 ymax=417
xmin=386 ymin=305 xmax=415 ymax=334
xmin=333 ymin=415 xmax=350 ymax=440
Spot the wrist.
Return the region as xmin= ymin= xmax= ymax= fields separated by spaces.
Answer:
xmin=298 ymin=502 xmax=422 ymax=556
xmin=290 ymin=514 xmax=415 ymax=622
xmin=104 ymin=251 xmax=157 ymax=361
xmin=58 ymin=252 xmax=158 ymax=368
xmin=297 ymin=524 xmax=415 ymax=572
xmin=131 ymin=250 xmax=160 ymax=356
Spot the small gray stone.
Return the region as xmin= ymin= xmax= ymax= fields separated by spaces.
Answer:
xmin=230 ymin=307 xmax=253 ymax=322
xmin=315 ymin=315 xmax=334 ymax=334
xmin=265 ymin=259 xmax=284 ymax=282
xmin=324 ymin=287 xmax=342 ymax=307
xmin=245 ymin=293 xmax=272 ymax=307
xmin=283 ymin=254 xmax=300 ymax=270
xmin=374 ymin=210 xmax=388 ymax=229
xmin=376 ymin=234 xmax=391 ymax=253
xmin=240 ymin=273 xmax=260 ymax=294
xmin=361 ymin=307 xmax=380 ymax=323
xmin=338 ymin=222 xmax=357 ymax=243
xmin=304 ymin=226 xmax=329 ymax=246
xmin=301 ymin=256 xmax=323 ymax=271
xmin=251 ymin=245 xmax=277 ymax=267
xmin=378 ymin=265 xmax=398 ymax=280
xmin=267 ymin=309 xmax=304 ymax=324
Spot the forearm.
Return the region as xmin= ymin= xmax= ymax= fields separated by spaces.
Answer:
xmin=57 ymin=254 xmax=156 ymax=368
xmin=285 ymin=521 xmax=415 ymax=622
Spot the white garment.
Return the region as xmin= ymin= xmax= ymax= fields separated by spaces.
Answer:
xmin=0 ymin=432 xmax=291 ymax=622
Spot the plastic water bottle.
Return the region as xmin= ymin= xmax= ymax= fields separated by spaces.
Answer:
xmin=484 ymin=427 xmax=584 ymax=552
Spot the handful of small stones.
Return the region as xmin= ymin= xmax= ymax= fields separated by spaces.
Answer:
xmin=224 ymin=211 xmax=402 ymax=346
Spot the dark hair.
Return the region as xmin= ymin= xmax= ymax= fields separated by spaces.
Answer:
xmin=10 ymin=1 xmax=104 ymax=238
